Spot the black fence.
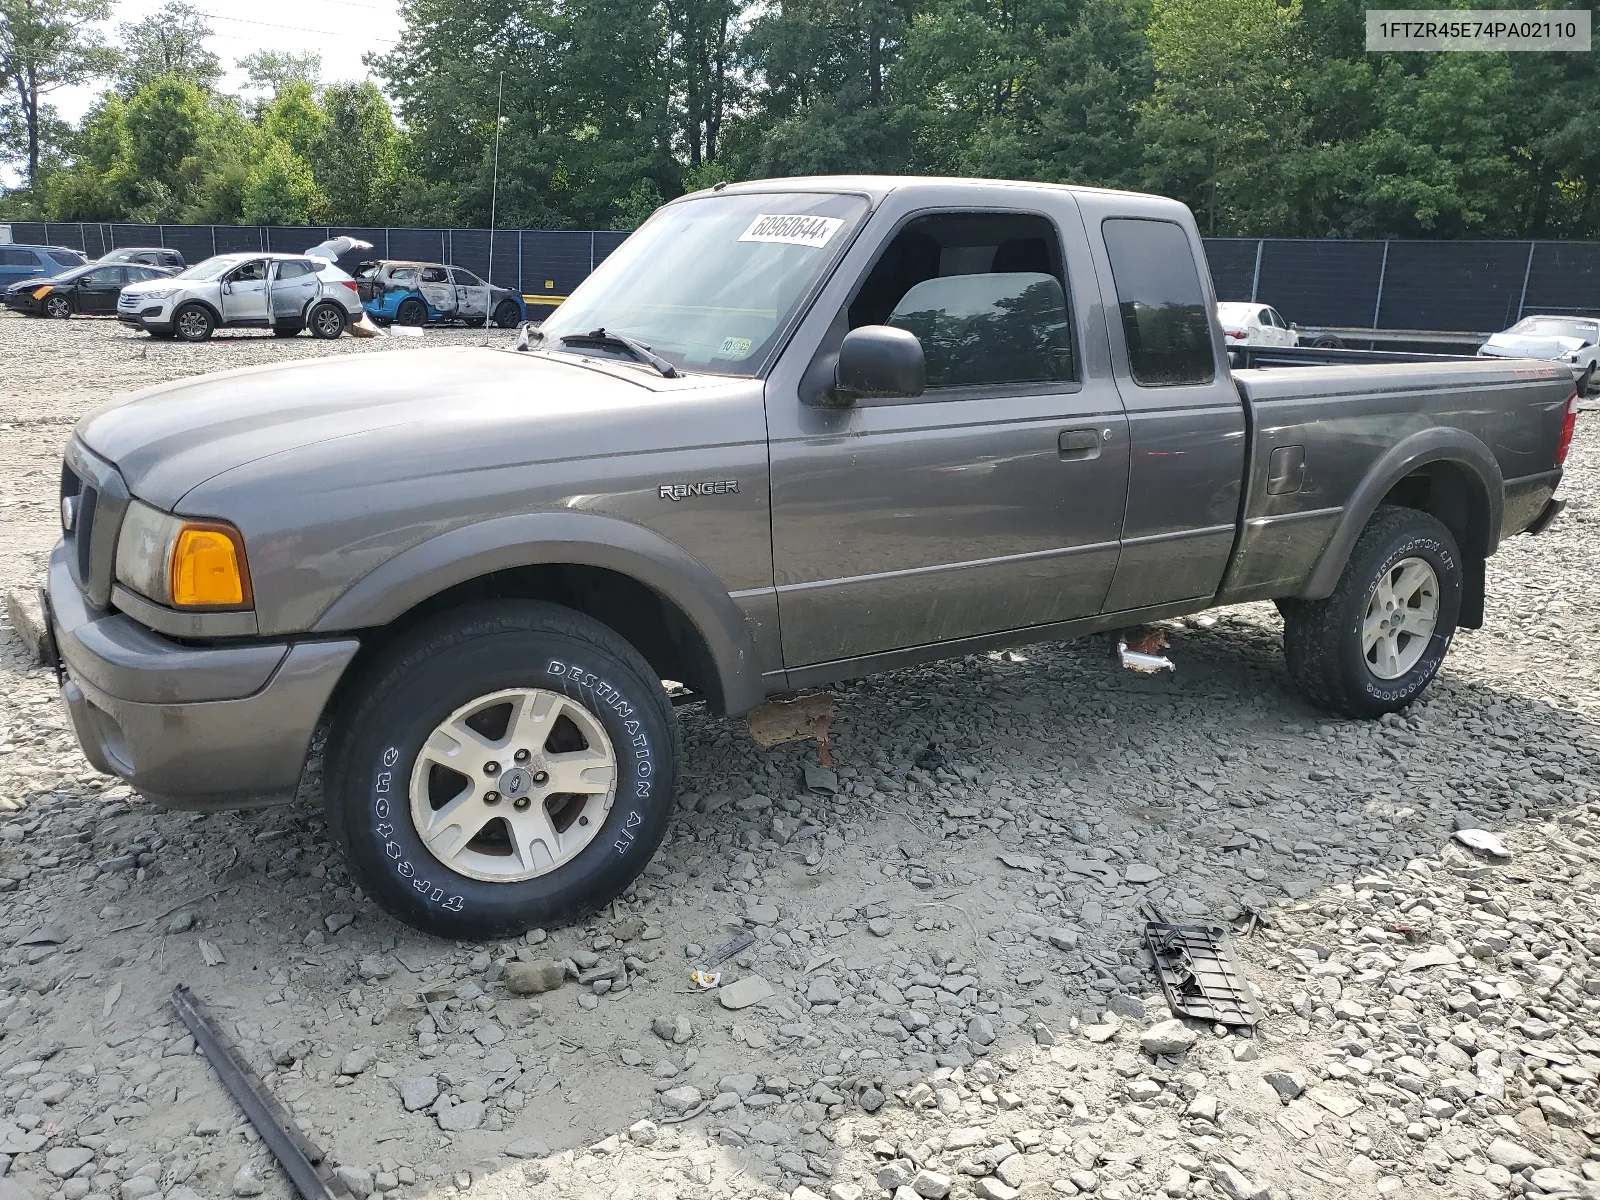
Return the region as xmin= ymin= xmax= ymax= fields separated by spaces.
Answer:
xmin=6 ymin=220 xmax=1599 ymax=331
xmin=3 ymin=222 xmax=630 ymax=304
xmin=1202 ymin=237 xmax=1600 ymax=332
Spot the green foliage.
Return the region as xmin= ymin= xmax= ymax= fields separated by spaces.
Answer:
xmin=9 ymin=0 xmax=1599 ymax=238
xmin=115 ymin=1 xmax=221 ymax=95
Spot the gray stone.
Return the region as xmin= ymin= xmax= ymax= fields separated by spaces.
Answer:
xmin=436 ymin=1100 xmax=485 ymax=1132
xmin=807 ymin=976 xmax=842 ymax=1006
xmin=719 ymin=974 xmax=775 ymax=1010
xmin=45 ymin=1148 xmax=94 ymax=1179
xmin=357 ymin=954 xmax=395 ymax=982
xmin=628 ymin=1120 xmax=658 ymax=1145
xmin=1139 ymin=1019 xmax=1198 ymax=1056
xmin=868 ymin=917 xmax=894 ymax=937
xmin=334 ymin=1168 xmax=373 ymax=1199
xmin=398 ymin=1075 xmax=438 ymax=1112
xmin=505 ymin=1138 xmax=549 ymax=1158
xmin=324 ymin=912 xmax=356 ymax=933
xmin=968 ymin=1015 xmax=996 ymax=1046
xmin=746 ymin=903 xmax=780 ymax=925
xmin=165 ymin=911 xmax=196 ymax=934
xmin=339 ymin=1047 xmax=375 ymax=1076
xmin=1209 ymin=1163 xmax=1268 ymax=1200
xmin=1262 ymin=1068 xmax=1305 ymax=1101
xmin=504 ymin=960 xmax=565 ymax=995
xmin=911 ymin=1170 xmax=952 ymax=1199
xmin=1484 ymin=1138 xmax=1542 ymax=1171
xmin=1124 ymin=864 xmax=1162 ymax=884
xmin=661 ymin=1085 xmax=704 ymax=1112
xmin=4 ymin=587 xmax=52 ymax=665
xmin=232 ymin=1165 xmax=265 ymax=1198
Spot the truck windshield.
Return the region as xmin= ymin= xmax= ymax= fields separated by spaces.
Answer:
xmin=538 ymin=191 xmax=870 ymax=376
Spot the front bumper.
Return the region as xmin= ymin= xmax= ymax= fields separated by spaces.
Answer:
xmin=3 ymin=294 xmax=41 ymax=315
xmin=118 ymin=297 xmax=177 ymax=332
xmin=46 ymin=542 xmax=360 ymax=810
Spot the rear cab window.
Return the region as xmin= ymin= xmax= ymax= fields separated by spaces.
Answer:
xmin=1102 ymin=218 xmax=1215 ymax=387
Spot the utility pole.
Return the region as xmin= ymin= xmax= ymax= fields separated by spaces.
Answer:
xmin=485 ymin=70 xmax=505 ymax=331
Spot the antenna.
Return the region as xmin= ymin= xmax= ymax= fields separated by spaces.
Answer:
xmin=485 ymin=70 xmax=505 ymax=331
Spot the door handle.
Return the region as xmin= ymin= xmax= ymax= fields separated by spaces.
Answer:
xmin=1058 ymin=428 xmax=1103 ymax=460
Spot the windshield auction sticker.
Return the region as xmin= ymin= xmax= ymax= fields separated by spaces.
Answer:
xmin=739 ymin=214 xmax=845 ymax=248
xmin=1366 ymin=9 xmax=1589 ymax=50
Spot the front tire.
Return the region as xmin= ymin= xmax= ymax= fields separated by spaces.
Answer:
xmin=1281 ymin=506 xmax=1463 ymax=717
xmin=43 ymin=294 xmax=73 ymax=319
xmin=172 ymin=303 xmax=214 ymax=341
xmin=324 ymin=601 xmax=679 ymax=939
xmin=493 ymin=299 xmax=521 ymax=328
xmin=309 ymin=302 xmax=346 ymax=339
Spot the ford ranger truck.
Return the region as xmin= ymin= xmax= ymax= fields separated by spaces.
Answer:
xmin=42 ymin=177 xmax=1575 ymax=938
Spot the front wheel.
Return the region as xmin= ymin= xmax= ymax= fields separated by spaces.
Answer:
xmin=493 ymin=299 xmax=521 ymax=328
xmin=324 ymin=600 xmax=679 ymax=939
xmin=172 ymin=303 xmax=214 ymax=342
xmin=43 ymin=294 xmax=73 ymax=319
xmin=309 ymin=302 xmax=346 ymax=339
xmin=1280 ymin=506 xmax=1463 ymax=717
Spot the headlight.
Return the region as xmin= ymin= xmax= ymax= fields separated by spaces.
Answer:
xmin=114 ymin=500 xmax=252 ymax=609
xmin=139 ymin=288 xmax=178 ymax=300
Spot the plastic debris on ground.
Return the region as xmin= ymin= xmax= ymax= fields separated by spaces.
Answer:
xmin=1116 ymin=626 xmax=1176 ymax=674
xmin=1453 ymin=828 xmax=1511 ymax=858
xmin=689 ymin=970 xmax=720 ymax=989
xmin=707 ymin=930 xmax=757 ymax=966
xmin=1143 ymin=909 xmax=1262 ymax=1027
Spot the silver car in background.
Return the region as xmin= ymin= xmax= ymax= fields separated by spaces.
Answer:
xmin=117 ymin=240 xmax=369 ymax=342
xmin=1479 ymin=315 xmax=1599 ymax=395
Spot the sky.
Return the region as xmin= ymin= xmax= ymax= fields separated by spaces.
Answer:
xmin=52 ymin=0 xmax=407 ymax=124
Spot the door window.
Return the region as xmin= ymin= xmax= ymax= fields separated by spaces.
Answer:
xmin=420 ymin=267 xmax=449 ymax=284
xmin=274 ymin=259 xmax=314 ymax=280
xmin=230 ymin=260 xmax=267 ymax=283
xmin=0 ymin=249 xmax=32 ymax=267
xmin=1102 ymin=218 xmax=1215 ymax=387
xmin=389 ymin=268 xmax=417 ymax=286
xmin=847 ymin=212 xmax=1076 ymax=392
xmin=452 ymin=269 xmax=484 ymax=287
xmin=80 ymin=269 xmax=121 ymax=288
xmin=1266 ymin=308 xmax=1286 ymax=328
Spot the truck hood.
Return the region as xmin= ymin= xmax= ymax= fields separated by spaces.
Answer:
xmin=1480 ymin=333 xmax=1587 ymax=360
xmin=76 ymin=347 xmax=714 ymax=510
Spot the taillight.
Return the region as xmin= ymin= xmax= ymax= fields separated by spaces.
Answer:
xmin=341 ymin=280 xmax=359 ymax=292
xmin=1555 ymin=391 xmax=1580 ymax=466
xmin=1225 ymin=330 xmax=1245 ymax=341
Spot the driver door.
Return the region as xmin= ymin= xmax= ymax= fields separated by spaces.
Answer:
xmin=222 ymin=259 xmax=269 ymax=323
xmin=76 ymin=266 xmax=127 ymax=314
xmin=418 ymin=266 xmax=455 ymax=318
xmin=451 ymin=269 xmax=490 ymax=321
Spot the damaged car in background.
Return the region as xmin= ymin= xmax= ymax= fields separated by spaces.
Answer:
xmin=116 ymin=237 xmax=375 ymax=342
xmin=354 ymin=259 xmax=527 ymax=328
xmin=1479 ymin=315 xmax=1599 ymax=395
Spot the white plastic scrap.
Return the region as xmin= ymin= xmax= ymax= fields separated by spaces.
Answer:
xmin=1117 ymin=640 xmax=1175 ymax=674
xmin=689 ymin=970 xmax=721 ymax=989
xmin=1453 ymin=828 xmax=1510 ymax=858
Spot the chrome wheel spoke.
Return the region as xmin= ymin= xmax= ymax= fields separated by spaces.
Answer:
xmin=544 ymin=747 xmax=616 ymax=795
xmin=507 ymin=804 xmax=562 ymax=873
xmin=419 ymin=792 xmax=497 ymax=862
xmin=1362 ymin=555 xmax=1441 ymax=680
xmin=505 ymin=690 xmax=563 ymax=750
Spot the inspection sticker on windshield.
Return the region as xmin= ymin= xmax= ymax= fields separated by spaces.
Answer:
xmin=739 ymin=214 xmax=844 ymax=248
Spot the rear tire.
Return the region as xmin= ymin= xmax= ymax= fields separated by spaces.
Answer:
xmin=395 ymin=298 xmax=427 ymax=327
xmin=324 ymin=600 xmax=679 ymax=939
xmin=172 ymin=303 xmax=214 ymax=342
xmin=309 ymin=302 xmax=346 ymax=339
xmin=1280 ymin=506 xmax=1462 ymax=717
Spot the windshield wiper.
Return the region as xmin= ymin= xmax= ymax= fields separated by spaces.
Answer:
xmin=558 ymin=328 xmax=679 ymax=378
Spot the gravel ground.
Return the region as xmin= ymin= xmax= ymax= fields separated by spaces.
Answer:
xmin=1 ymin=313 xmax=1598 ymax=1200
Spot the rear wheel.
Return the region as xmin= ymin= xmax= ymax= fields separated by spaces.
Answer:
xmin=493 ymin=299 xmax=521 ymax=328
xmin=1280 ymin=506 xmax=1462 ymax=717
xmin=324 ymin=600 xmax=679 ymax=939
xmin=309 ymin=302 xmax=346 ymax=339
xmin=43 ymin=294 xmax=73 ymax=319
xmin=172 ymin=303 xmax=214 ymax=342
xmin=395 ymin=298 xmax=427 ymax=327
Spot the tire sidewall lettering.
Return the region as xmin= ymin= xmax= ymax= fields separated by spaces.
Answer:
xmin=545 ymin=658 xmax=654 ymax=857
xmin=1351 ymin=532 xmax=1461 ymax=703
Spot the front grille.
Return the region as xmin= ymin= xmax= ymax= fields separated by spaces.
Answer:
xmin=60 ymin=441 xmax=130 ymax=611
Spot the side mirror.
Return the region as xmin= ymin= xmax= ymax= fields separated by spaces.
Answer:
xmin=221 ymin=280 xmax=232 ymax=294
xmin=834 ymin=325 xmax=926 ymax=402
xmin=1290 ymin=322 xmax=1300 ymax=332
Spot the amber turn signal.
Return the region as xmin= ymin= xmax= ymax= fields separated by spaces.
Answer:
xmin=168 ymin=523 xmax=252 ymax=608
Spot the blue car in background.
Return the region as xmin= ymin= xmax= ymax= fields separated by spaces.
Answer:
xmin=0 ymin=244 xmax=89 ymax=289
xmin=354 ymin=260 xmax=527 ymax=328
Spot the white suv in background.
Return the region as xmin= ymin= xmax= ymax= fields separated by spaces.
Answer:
xmin=1217 ymin=301 xmax=1300 ymax=347
xmin=117 ymin=245 xmax=367 ymax=341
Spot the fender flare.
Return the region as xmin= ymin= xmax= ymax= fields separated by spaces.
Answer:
xmin=173 ymin=297 xmax=222 ymax=325
xmin=309 ymin=511 xmax=765 ymax=714
xmin=1298 ymin=427 xmax=1503 ymax=600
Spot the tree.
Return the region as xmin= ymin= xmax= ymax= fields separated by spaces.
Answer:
xmin=261 ymin=80 xmax=326 ymax=162
xmin=241 ymin=137 xmax=321 ymax=223
xmin=115 ymin=1 xmax=220 ymax=94
xmin=238 ymin=50 xmax=322 ymax=97
xmin=316 ymin=81 xmax=399 ymax=224
xmin=0 ymin=0 xmax=116 ymax=190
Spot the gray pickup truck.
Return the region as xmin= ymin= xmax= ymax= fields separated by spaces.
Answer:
xmin=42 ymin=176 xmax=1575 ymax=938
